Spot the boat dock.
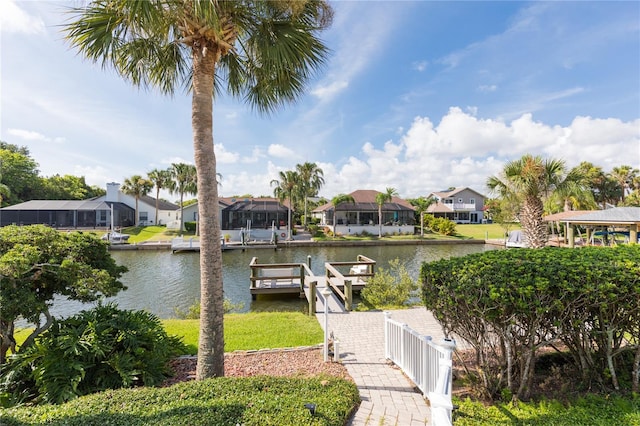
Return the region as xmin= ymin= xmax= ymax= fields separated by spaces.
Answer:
xmin=171 ymin=237 xmax=276 ymax=253
xmin=249 ymin=255 xmax=376 ymax=314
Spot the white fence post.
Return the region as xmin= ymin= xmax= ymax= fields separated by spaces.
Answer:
xmin=383 ymin=315 xmax=457 ymax=426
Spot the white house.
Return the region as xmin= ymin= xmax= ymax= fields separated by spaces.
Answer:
xmin=96 ymin=182 xmax=180 ymax=226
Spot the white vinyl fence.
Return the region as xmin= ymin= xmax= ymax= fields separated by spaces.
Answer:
xmin=384 ymin=312 xmax=456 ymax=426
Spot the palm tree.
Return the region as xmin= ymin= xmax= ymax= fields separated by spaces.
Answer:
xmin=168 ymin=163 xmax=197 ymax=233
xmin=296 ymin=162 xmax=324 ymax=228
xmin=121 ymin=175 xmax=153 ymax=226
xmin=330 ymin=193 xmax=355 ymax=237
xmin=271 ymin=170 xmax=300 ymax=240
xmin=610 ymin=165 xmax=639 ymax=203
xmin=375 ymin=188 xmax=398 ymax=238
xmin=64 ymin=0 xmax=332 ymax=380
xmin=147 ymin=169 xmax=172 ymax=225
xmin=487 ymin=154 xmax=575 ymax=248
xmin=408 ymin=196 xmax=435 ymax=238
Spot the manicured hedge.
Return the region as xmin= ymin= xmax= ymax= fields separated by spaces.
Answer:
xmin=421 ymin=245 xmax=640 ymax=399
xmin=0 ymin=375 xmax=360 ymax=426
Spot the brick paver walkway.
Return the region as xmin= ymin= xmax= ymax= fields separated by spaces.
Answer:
xmin=316 ymin=307 xmax=454 ymax=426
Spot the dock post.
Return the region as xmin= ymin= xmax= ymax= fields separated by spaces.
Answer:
xmin=307 ymin=255 xmax=311 ymax=269
xmin=308 ymin=279 xmax=316 ymax=316
xmin=345 ymin=279 xmax=352 ymax=311
xmin=320 ymin=287 xmax=332 ymax=362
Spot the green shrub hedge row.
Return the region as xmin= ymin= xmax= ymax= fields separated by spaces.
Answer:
xmin=1 ymin=375 xmax=360 ymax=426
xmin=421 ymin=245 xmax=640 ymax=399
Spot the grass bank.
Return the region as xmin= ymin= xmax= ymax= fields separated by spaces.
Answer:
xmin=164 ymin=312 xmax=324 ymax=355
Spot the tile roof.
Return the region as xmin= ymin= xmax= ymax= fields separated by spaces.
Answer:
xmin=313 ymin=190 xmax=414 ymax=212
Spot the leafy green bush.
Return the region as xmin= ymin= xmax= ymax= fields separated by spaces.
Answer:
xmin=421 ymin=245 xmax=640 ymax=399
xmin=361 ymin=259 xmax=418 ymax=309
xmin=184 ymin=221 xmax=196 ymax=232
xmin=0 ymin=375 xmax=359 ymax=426
xmin=431 ymin=217 xmax=456 ymax=235
xmin=0 ymin=303 xmax=185 ymax=406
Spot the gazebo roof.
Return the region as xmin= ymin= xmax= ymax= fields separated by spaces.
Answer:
xmin=552 ymin=207 xmax=640 ymax=225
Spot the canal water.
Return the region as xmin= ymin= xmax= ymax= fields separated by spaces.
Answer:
xmin=49 ymin=243 xmax=498 ymax=320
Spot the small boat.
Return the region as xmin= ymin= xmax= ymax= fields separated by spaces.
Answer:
xmin=505 ymin=230 xmax=528 ymax=248
xmin=101 ymin=231 xmax=130 ymax=244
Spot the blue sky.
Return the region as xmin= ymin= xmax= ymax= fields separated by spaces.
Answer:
xmin=1 ymin=1 xmax=639 ymax=202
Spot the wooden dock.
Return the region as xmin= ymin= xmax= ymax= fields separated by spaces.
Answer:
xmin=172 ymin=238 xmax=276 ymax=253
xmin=249 ymin=255 xmax=376 ymax=315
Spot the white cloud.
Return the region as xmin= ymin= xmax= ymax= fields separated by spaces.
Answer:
xmin=241 ymin=147 xmax=264 ymax=164
xmin=214 ymin=144 xmax=240 ymax=164
xmin=8 ymin=128 xmax=65 ymax=143
xmin=311 ymin=80 xmax=349 ymax=100
xmin=0 ymin=1 xmax=45 ymax=34
xmin=412 ymin=60 xmax=428 ymax=72
xmin=315 ymin=109 xmax=640 ymax=199
xmin=268 ymin=144 xmax=296 ymax=159
xmin=477 ymin=84 xmax=497 ymax=93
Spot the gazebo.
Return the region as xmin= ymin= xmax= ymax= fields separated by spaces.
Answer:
xmin=546 ymin=207 xmax=640 ymax=248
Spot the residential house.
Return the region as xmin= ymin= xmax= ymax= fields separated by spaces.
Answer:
xmin=94 ymin=183 xmax=179 ymax=226
xmin=179 ymin=197 xmax=290 ymax=240
xmin=426 ymin=187 xmax=486 ymax=224
xmin=0 ymin=182 xmax=179 ymax=228
xmin=312 ymin=189 xmax=415 ymax=236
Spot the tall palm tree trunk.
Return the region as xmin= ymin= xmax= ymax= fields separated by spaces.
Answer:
xmin=193 ymin=50 xmax=225 ymax=379
xmin=522 ymin=196 xmax=547 ymax=248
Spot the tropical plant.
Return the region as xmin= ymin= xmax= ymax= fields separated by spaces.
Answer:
xmin=168 ymin=163 xmax=197 ymax=233
xmin=375 ymin=187 xmax=398 ymax=237
xmin=0 ymin=303 xmax=185 ymax=405
xmin=574 ymin=161 xmax=620 ymax=208
xmin=271 ymin=170 xmax=300 ymax=240
xmin=408 ymin=196 xmax=435 ymax=237
xmin=147 ymin=168 xmax=173 ymax=225
xmin=295 ymin=162 xmax=324 ymax=227
xmin=361 ymin=259 xmax=417 ymax=309
xmin=0 ymin=225 xmax=126 ymax=365
xmin=486 ymin=155 xmax=576 ymax=248
xmin=330 ymin=193 xmax=355 ymax=237
xmin=121 ymin=175 xmax=153 ymax=226
xmin=63 ymin=0 xmax=333 ymax=381
xmin=0 ymin=142 xmax=41 ymax=204
xmin=611 ymin=165 xmax=639 ymax=203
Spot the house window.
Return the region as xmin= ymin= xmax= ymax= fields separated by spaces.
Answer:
xmin=444 ymin=199 xmax=453 ymax=204
xmin=458 ymin=198 xmax=463 ymax=203
xmin=470 ymin=198 xmax=475 ymax=205
xmin=139 ymin=211 xmax=148 ymax=223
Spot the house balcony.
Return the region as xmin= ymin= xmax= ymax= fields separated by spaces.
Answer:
xmin=449 ymin=203 xmax=477 ymax=211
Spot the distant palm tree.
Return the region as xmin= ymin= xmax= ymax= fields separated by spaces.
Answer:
xmin=64 ymin=0 xmax=332 ymax=380
xmin=296 ymin=162 xmax=324 ymax=227
xmin=610 ymin=165 xmax=639 ymax=203
xmin=168 ymin=163 xmax=197 ymax=233
xmin=487 ymin=154 xmax=576 ymax=248
xmin=121 ymin=175 xmax=153 ymax=226
xmin=409 ymin=196 xmax=435 ymax=238
xmin=271 ymin=170 xmax=300 ymax=240
xmin=376 ymin=188 xmax=398 ymax=238
xmin=330 ymin=193 xmax=355 ymax=238
xmin=147 ymin=169 xmax=172 ymax=225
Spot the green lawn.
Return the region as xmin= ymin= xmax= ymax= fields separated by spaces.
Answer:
xmin=163 ymin=312 xmax=324 ymax=355
xmin=455 ymin=223 xmax=518 ymax=240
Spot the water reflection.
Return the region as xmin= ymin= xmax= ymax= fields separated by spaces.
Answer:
xmin=49 ymin=244 xmax=498 ymax=320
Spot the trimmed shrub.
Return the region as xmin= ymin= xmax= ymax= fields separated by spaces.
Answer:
xmin=0 ymin=303 xmax=185 ymax=405
xmin=184 ymin=221 xmax=196 ymax=232
xmin=421 ymin=245 xmax=640 ymax=399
